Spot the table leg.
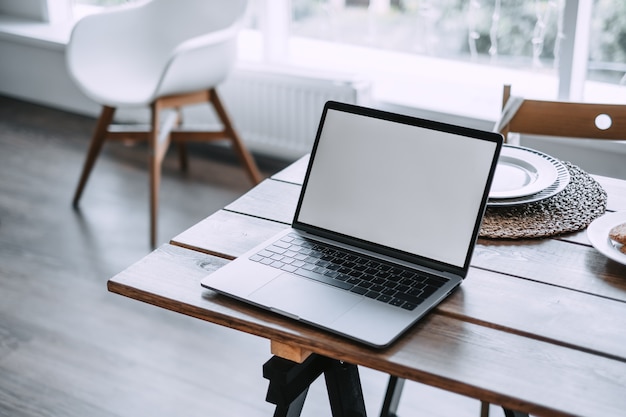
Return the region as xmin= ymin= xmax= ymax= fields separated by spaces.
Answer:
xmin=263 ymin=355 xmax=325 ymax=417
xmin=263 ymin=354 xmax=367 ymax=417
xmin=380 ymin=376 xmax=405 ymax=417
xmin=502 ymin=408 xmax=529 ymax=417
xmin=324 ymin=359 xmax=367 ymax=417
xmin=379 ymin=377 xmax=531 ymax=417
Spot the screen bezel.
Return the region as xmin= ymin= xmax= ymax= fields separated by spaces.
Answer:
xmin=292 ymin=101 xmax=503 ymax=278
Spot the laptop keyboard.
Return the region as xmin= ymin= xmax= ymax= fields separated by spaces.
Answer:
xmin=249 ymin=233 xmax=449 ymax=311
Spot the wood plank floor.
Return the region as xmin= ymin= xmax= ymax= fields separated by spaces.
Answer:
xmin=0 ymin=95 xmax=494 ymax=417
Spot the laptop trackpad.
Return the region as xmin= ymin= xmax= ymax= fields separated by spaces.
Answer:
xmin=249 ymin=273 xmax=361 ymax=323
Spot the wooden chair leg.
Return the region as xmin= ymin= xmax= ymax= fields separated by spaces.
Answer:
xmin=209 ymin=89 xmax=263 ymax=185
xmin=148 ymin=99 xmax=175 ymax=247
xmin=174 ymin=107 xmax=188 ymax=172
xmin=149 ymin=102 xmax=161 ymax=248
xmin=72 ymin=106 xmax=116 ymax=207
xmin=480 ymin=401 xmax=490 ymax=417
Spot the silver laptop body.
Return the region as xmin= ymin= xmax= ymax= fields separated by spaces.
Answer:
xmin=201 ymin=101 xmax=503 ymax=348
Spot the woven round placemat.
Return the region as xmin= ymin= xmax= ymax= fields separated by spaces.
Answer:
xmin=479 ymin=162 xmax=607 ymax=239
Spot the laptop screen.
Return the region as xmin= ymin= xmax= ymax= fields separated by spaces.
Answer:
xmin=294 ymin=102 xmax=501 ymax=272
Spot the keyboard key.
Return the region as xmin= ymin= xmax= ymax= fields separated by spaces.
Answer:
xmin=301 ymin=263 xmax=316 ymax=271
xmin=407 ymin=288 xmax=424 ymax=297
xmin=421 ymin=285 xmax=439 ymax=297
xmin=382 ymin=288 xmax=397 ymax=296
xmin=274 ymin=240 xmax=291 ymax=249
xmin=281 ymin=264 xmax=297 ymax=273
xmin=364 ymin=290 xmax=381 ymax=299
xmin=335 ymin=274 xmax=350 ymax=282
xmin=390 ymin=298 xmax=405 ymax=307
xmin=267 ymin=245 xmax=287 ymax=254
xmin=294 ymin=268 xmax=353 ymax=290
xmin=350 ymin=286 xmax=368 ymax=295
xmin=394 ymin=292 xmax=423 ymax=306
xmin=324 ymin=270 xmax=339 ymax=278
xmin=347 ymin=277 xmax=362 ymax=286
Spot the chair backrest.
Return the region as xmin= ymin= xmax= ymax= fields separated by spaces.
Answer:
xmin=500 ymin=84 xmax=626 ymax=142
xmin=141 ymin=0 xmax=248 ymax=51
xmin=67 ymin=0 xmax=248 ymax=105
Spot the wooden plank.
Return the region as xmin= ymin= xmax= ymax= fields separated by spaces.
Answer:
xmin=380 ymin=313 xmax=626 ymax=417
xmin=440 ymin=267 xmax=626 ymax=361
xmin=595 ymin=175 xmax=626 ymax=211
xmin=270 ymin=341 xmax=312 ymax=363
xmin=271 ymin=154 xmax=309 ymax=185
xmin=172 ymin=211 xmax=281 ymax=258
xmin=474 ymin=238 xmax=626 ymax=299
xmin=171 ymin=210 xmax=288 ymax=259
xmin=553 ymin=228 xmax=589 ymax=246
xmin=107 ymin=244 xmax=626 ymax=417
xmin=224 ymin=179 xmax=300 ymax=224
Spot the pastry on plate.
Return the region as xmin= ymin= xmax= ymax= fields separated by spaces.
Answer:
xmin=608 ymin=223 xmax=626 ymax=253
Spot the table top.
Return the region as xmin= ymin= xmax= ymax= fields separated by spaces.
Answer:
xmin=108 ymin=155 xmax=626 ymax=417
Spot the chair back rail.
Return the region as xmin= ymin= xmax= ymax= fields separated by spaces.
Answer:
xmin=501 ymin=84 xmax=626 ymax=140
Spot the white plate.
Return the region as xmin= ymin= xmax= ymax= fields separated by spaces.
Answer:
xmin=487 ymin=156 xmax=570 ymax=207
xmin=489 ymin=145 xmax=559 ymax=199
xmin=587 ymin=211 xmax=626 ymax=266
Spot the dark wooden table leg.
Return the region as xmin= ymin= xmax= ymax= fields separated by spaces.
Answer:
xmin=380 ymin=376 xmax=405 ymax=417
xmin=503 ymin=407 xmax=529 ymax=417
xmin=323 ymin=360 xmax=368 ymax=417
xmin=263 ymin=355 xmax=327 ymax=417
xmin=263 ymin=354 xmax=368 ymax=417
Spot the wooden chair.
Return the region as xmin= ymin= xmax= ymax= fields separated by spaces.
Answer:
xmin=487 ymin=84 xmax=626 ymax=416
xmin=67 ymin=0 xmax=262 ymax=247
xmin=498 ymin=84 xmax=626 ymax=142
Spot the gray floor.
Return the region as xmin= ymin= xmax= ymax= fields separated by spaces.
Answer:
xmin=0 ymin=95 xmax=491 ymax=417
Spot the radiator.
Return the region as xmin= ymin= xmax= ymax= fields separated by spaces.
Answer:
xmin=117 ymin=66 xmax=373 ymax=160
xmin=217 ymin=66 xmax=372 ymax=159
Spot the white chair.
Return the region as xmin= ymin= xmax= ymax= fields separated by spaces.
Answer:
xmin=67 ymin=0 xmax=262 ymax=247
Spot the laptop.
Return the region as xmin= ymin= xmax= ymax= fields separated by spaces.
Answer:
xmin=201 ymin=101 xmax=503 ymax=348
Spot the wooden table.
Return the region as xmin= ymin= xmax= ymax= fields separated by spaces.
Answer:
xmin=108 ymin=155 xmax=626 ymax=417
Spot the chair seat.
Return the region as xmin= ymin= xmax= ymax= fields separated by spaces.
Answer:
xmin=79 ymin=69 xmax=162 ymax=107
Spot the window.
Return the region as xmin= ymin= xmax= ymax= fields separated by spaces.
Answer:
xmin=588 ymin=1 xmax=626 ymax=84
xmin=66 ymin=0 xmax=626 ymax=119
xmin=244 ymin=0 xmax=626 ymax=118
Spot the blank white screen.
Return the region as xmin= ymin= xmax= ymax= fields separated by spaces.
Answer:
xmin=297 ymin=109 xmax=497 ymax=268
